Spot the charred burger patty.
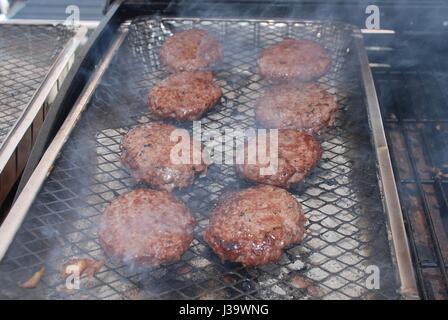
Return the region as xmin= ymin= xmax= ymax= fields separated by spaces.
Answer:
xmin=204 ymin=185 xmax=306 ymax=266
xmin=148 ymin=71 xmax=222 ymax=121
xmin=120 ymin=122 xmax=206 ymax=191
xmin=160 ymin=28 xmax=222 ymax=72
xmin=236 ymin=129 xmax=322 ymax=188
xmin=99 ymin=189 xmax=195 ymax=267
xmin=257 ymin=38 xmax=331 ymax=82
xmin=255 ymin=83 xmax=338 ymax=133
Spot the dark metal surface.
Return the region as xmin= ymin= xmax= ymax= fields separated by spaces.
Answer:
xmin=374 ymin=40 xmax=448 ymax=299
xmin=0 ymin=17 xmax=399 ymax=299
xmin=0 ymin=24 xmax=74 ymax=145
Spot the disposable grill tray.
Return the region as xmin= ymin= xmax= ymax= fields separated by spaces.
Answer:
xmin=0 ymin=17 xmax=400 ymax=299
xmin=0 ymin=24 xmax=74 ymax=144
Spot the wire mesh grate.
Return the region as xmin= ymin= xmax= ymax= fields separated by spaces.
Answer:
xmin=0 ymin=24 xmax=75 ymax=145
xmin=0 ymin=18 xmax=399 ymax=300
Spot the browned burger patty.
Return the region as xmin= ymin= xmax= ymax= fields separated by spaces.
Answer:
xmin=236 ymin=129 xmax=321 ymax=188
xmin=160 ymin=28 xmax=222 ymax=72
xmin=257 ymin=38 xmax=331 ymax=82
xmin=99 ymin=189 xmax=195 ymax=267
xmin=255 ymin=83 xmax=338 ymax=133
xmin=120 ymin=122 xmax=206 ymax=191
xmin=148 ymin=71 xmax=222 ymax=121
xmin=204 ymin=185 xmax=306 ymax=266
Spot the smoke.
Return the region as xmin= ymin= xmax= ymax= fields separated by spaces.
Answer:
xmin=9 ymin=0 xmax=447 ymax=299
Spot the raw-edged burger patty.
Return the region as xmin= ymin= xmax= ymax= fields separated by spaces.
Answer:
xmin=236 ymin=129 xmax=321 ymax=188
xmin=204 ymin=185 xmax=306 ymax=266
xmin=148 ymin=71 xmax=222 ymax=121
xmin=120 ymin=122 xmax=206 ymax=191
xmin=257 ymin=38 xmax=331 ymax=82
xmin=255 ymin=83 xmax=338 ymax=133
xmin=99 ymin=189 xmax=195 ymax=267
xmin=160 ymin=28 xmax=222 ymax=72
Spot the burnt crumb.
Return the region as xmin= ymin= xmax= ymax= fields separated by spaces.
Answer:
xmin=19 ymin=266 xmax=45 ymax=289
xmin=61 ymin=258 xmax=104 ymax=279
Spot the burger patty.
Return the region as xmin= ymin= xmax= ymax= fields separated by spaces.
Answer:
xmin=255 ymin=83 xmax=338 ymax=133
xmin=148 ymin=71 xmax=222 ymax=121
xmin=160 ymin=28 xmax=222 ymax=72
xmin=120 ymin=122 xmax=206 ymax=191
xmin=204 ymin=185 xmax=306 ymax=266
xmin=257 ymin=38 xmax=331 ymax=82
xmin=99 ymin=189 xmax=195 ymax=267
xmin=236 ymin=129 xmax=322 ymax=188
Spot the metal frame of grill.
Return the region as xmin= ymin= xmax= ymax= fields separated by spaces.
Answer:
xmin=0 ymin=20 xmax=87 ymax=209
xmin=0 ymin=2 xmax=418 ymax=299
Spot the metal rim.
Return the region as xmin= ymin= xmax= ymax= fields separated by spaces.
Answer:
xmin=354 ymin=31 xmax=419 ymax=299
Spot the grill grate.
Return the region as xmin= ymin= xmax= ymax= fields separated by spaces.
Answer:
xmin=375 ymin=58 xmax=448 ymax=299
xmin=0 ymin=24 xmax=75 ymax=145
xmin=0 ymin=18 xmax=399 ymax=300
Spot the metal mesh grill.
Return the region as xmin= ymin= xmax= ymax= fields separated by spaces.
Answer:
xmin=0 ymin=24 xmax=74 ymax=145
xmin=0 ymin=18 xmax=399 ymax=300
